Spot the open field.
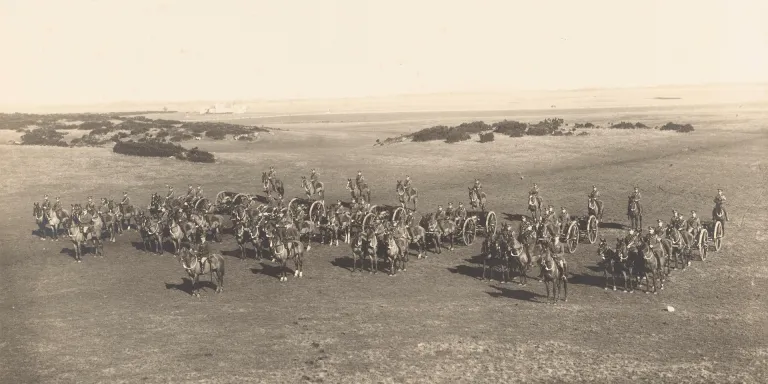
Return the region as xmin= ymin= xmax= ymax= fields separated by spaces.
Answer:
xmin=2 ymin=102 xmax=768 ymax=383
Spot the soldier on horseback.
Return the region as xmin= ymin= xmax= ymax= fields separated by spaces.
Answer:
xmin=472 ymin=179 xmax=482 ymax=195
xmin=588 ymin=185 xmax=603 ymax=219
xmin=670 ymin=210 xmax=683 ymax=229
xmin=454 ymin=202 xmax=467 ymax=227
xmin=196 ymin=185 xmax=203 ymax=198
xmin=656 ymin=218 xmax=666 ymax=236
xmin=713 ymin=189 xmax=729 ymax=222
xmin=403 ymin=175 xmax=413 ymax=190
xmin=42 ymin=195 xmax=51 ymax=211
xmin=624 ymin=229 xmax=640 ymax=250
xmin=165 ymin=185 xmax=175 ymax=203
xmin=627 ymin=187 xmax=642 ymax=215
xmin=558 ymin=207 xmax=570 ymax=236
xmin=310 ymin=169 xmax=319 ymax=184
xmin=53 ymin=196 xmax=62 ymax=212
xmin=356 ymin=171 xmax=365 ymax=188
xmin=445 ymin=202 xmax=455 ymax=221
xmin=85 ymin=196 xmax=96 ymax=214
xmin=529 ymin=183 xmax=542 ymax=204
xmin=196 ymin=233 xmax=212 ymax=268
xmin=435 ymin=205 xmax=447 ymax=232
xmin=186 ymin=185 xmax=195 ymax=200
xmin=268 ymin=166 xmax=277 ymax=180
xmin=121 ymin=191 xmax=130 ymax=207
xmin=686 ymin=210 xmax=701 ymax=240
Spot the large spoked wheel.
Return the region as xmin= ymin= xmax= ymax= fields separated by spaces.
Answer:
xmin=566 ymin=221 xmax=579 ymax=253
xmin=233 ymin=193 xmax=250 ymax=207
xmin=392 ymin=207 xmax=406 ymax=225
xmin=195 ymin=198 xmax=210 ymax=212
xmin=309 ymin=201 xmax=325 ymax=224
xmin=215 ymin=191 xmax=235 ymax=213
xmin=462 ymin=219 xmax=477 ymax=245
xmin=485 ymin=211 xmax=497 ymax=236
xmin=713 ymin=221 xmax=723 ymax=252
xmin=698 ymin=229 xmax=708 ymax=261
xmin=367 ymin=204 xmax=379 ymax=216
xmin=587 ymin=215 xmax=599 ymax=244
xmin=362 ymin=213 xmax=376 ymax=232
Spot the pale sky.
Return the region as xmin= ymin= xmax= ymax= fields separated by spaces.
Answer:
xmin=1 ymin=0 xmax=766 ymax=106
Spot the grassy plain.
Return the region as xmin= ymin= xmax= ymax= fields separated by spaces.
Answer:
xmin=1 ymin=101 xmax=767 ymax=383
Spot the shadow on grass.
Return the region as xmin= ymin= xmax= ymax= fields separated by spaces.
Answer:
xmin=250 ymin=262 xmax=292 ymax=280
xmin=568 ymin=272 xmax=607 ymax=288
xmin=599 ymin=222 xmax=625 ymax=230
xmin=486 ymin=285 xmax=543 ymax=302
xmin=165 ymin=277 xmax=218 ymax=295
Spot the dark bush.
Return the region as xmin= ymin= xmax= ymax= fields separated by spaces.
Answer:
xmin=156 ymin=130 xmax=169 ymax=138
xmin=660 ymin=122 xmax=695 ymax=133
xmin=553 ymin=130 xmax=564 ymax=136
xmin=564 ymin=131 xmax=574 ymax=136
xmin=574 ymin=122 xmax=595 ymax=128
xmin=493 ymin=120 xmax=527 ymax=137
xmin=236 ymin=135 xmax=254 ymax=141
xmin=205 ymin=130 xmax=226 ymax=140
xmin=611 ymin=121 xmax=650 ymax=129
xmin=445 ymin=129 xmax=471 ymax=143
xmin=577 ymin=131 xmax=590 ymax=136
xmin=112 ymin=141 xmax=215 ymax=163
xmin=186 ymin=147 xmax=216 ymax=163
xmin=454 ymin=121 xmax=491 ymax=134
xmin=479 ymin=132 xmax=495 ymax=142
xmin=79 ymin=121 xmax=114 ymax=131
xmin=169 ymin=132 xmax=194 ymax=142
xmin=527 ymin=123 xmax=554 ymax=136
xmin=20 ymin=128 xmax=68 ymax=147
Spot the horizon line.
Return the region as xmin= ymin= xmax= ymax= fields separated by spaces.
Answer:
xmin=1 ymin=81 xmax=766 ymax=113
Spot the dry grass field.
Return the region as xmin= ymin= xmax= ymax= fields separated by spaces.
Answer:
xmin=2 ymin=102 xmax=767 ymax=383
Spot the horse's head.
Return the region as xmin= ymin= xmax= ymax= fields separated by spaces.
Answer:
xmin=396 ymin=180 xmax=404 ymax=193
xmin=33 ymin=202 xmax=41 ymax=217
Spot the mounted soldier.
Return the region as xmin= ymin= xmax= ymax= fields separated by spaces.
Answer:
xmin=624 ymin=229 xmax=640 ymax=250
xmin=472 ymin=179 xmax=482 ymax=195
xmin=165 ymin=185 xmax=175 ymax=204
xmin=529 ymin=183 xmax=542 ymax=206
xmin=670 ymin=210 xmax=683 ymax=229
xmin=186 ymin=185 xmax=195 ymax=200
xmin=53 ymin=196 xmax=62 ymax=212
xmin=120 ymin=191 xmax=131 ymax=207
xmin=655 ymin=218 xmax=666 ymax=237
xmin=310 ymin=169 xmax=320 ymax=184
xmin=713 ymin=189 xmax=729 ymax=222
xmin=686 ymin=210 xmax=702 ymax=239
xmin=558 ymin=207 xmax=570 ymax=236
xmin=628 ymin=186 xmax=642 ymax=214
xmin=588 ymin=185 xmax=603 ymax=219
xmin=435 ymin=205 xmax=447 ymax=232
xmin=403 ymin=175 xmax=413 ymax=190
xmin=42 ymin=195 xmax=51 ymax=211
xmin=445 ymin=202 xmax=455 ymax=221
xmin=454 ymin=202 xmax=467 ymax=227
xmin=196 ymin=185 xmax=204 ymax=199
xmin=85 ymin=196 xmax=96 ymax=214
xmin=355 ymin=170 xmax=365 ymax=188
xmin=268 ymin=166 xmax=277 ymax=180
xmin=195 ymin=235 xmax=212 ymax=269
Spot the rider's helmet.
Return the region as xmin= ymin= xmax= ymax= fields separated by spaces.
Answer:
xmin=672 ymin=209 xmax=678 ymax=216
xmin=44 ymin=194 xmax=49 ymax=199
xmin=592 ymin=185 xmax=597 ymax=190
xmin=88 ymin=196 xmax=93 ymax=201
xmin=691 ymin=210 xmax=697 ymax=218
xmin=358 ymin=170 xmax=362 ymax=175
xmin=717 ymin=189 xmax=723 ymax=195
xmin=458 ymin=202 xmax=463 ymax=207
xmin=634 ymin=186 xmax=639 ymax=192
xmin=648 ymin=226 xmax=655 ymax=234
xmin=561 ymin=207 xmax=566 ymax=213
xmin=438 ymin=205 xmax=443 ymax=211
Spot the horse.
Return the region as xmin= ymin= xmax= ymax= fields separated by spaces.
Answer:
xmin=597 ymin=238 xmax=622 ymax=291
xmin=539 ymin=249 xmax=567 ymax=304
xmin=178 ymin=247 xmax=225 ymax=297
xmin=528 ymin=193 xmax=542 ymax=221
xmin=350 ymin=232 xmax=366 ymax=272
xmin=301 ymin=176 xmax=325 ymax=201
xmin=405 ymin=223 xmax=428 ymax=259
xmin=643 ymin=233 xmax=669 ymax=285
xmin=118 ymin=202 xmax=136 ymax=231
xmin=43 ymin=205 xmax=63 ymax=240
xmin=420 ymin=213 xmax=456 ymax=252
xmin=67 ymin=222 xmax=103 ymax=262
xmin=266 ymin=230 xmax=303 ymax=282
xmin=166 ymin=219 xmax=185 ymax=254
xmin=363 ymin=227 xmax=379 ymax=273
xmin=482 ymin=234 xmax=507 ymax=282
xmin=335 ymin=210 xmax=353 ymax=244
xmin=468 ymin=187 xmax=487 ymax=212
xmin=396 ymin=180 xmax=418 ymax=211
xmin=346 ymin=178 xmax=371 ymax=204
xmin=203 ymin=214 xmax=223 ymax=242
xmin=500 ymin=229 xmax=529 ymax=285
xmin=612 ymin=238 xmax=638 ymax=292
xmin=296 ymin=219 xmax=318 ymax=251
xmin=712 ymin=205 xmax=727 ymax=235
xmin=588 ymin=197 xmax=603 ymax=221
xmin=262 ymin=172 xmax=285 ymax=199
xmin=666 ymin=225 xmax=691 ymax=270
xmin=382 ymin=232 xmax=406 ymax=276
xmin=319 ymin=210 xmax=340 ymax=246
xmin=101 ymin=209 xmax=119 ymax=243
xmin=139 ymin=215 xmax=163 ymax=254
xmin=627 ymin=197 xmax=642 ymax=231
xmin=634 ymin=240 xmax=660 ymax=294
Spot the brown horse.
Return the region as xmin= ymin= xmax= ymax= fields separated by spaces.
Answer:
xmin=539 ymin=249 xmax=567 ymax=304
xmin=627 ymin=197 xmax=642 ymax=231
xmin=67 ymin=222 xmax=103 ymax=262
xmin=634 ymin=240 xmax=660 ymax=294
xmin=301 ymin=176 xmax=325 ymax=201
xmin=482 ymin=234 xmax=507 ymax=282
xmin=139 ymin=215 xmax=163 ymax=254
xmin=420 ymin=213 xmax=456 ymax=252
xmin=350 ymin=231 xmax=365 ymax=272
xmin=528 ymin=193 xmax=542 ymax=221
xmin=469 ymin=187 xmax=487 ymax=212
xmin=178 ymin=247 xmax=225 ymax=297
xmin=346 ymin=178 xmax=371 ymax=204
xmin=319 ymin=210 xmax=341 ymax=246
xmin=266 ymin=231 xmax=302 ymax=282
xmin=262 ymin=172 xmax=285 ymax=199
xmin=396 ymin=180 xmax=418 ymax=211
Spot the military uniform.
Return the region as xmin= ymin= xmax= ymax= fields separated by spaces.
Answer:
xmin=196 ymin=186 xmax=203 ymax=198
xmin=197 ymin=241 xmax=211 ymax=266
xmin=455 ymin=204 xmax=467 ymax=226
xmin=403 ymin=177 xmax=412 ymax=190
xmin=85 ymin=199 xmax=96 ymax=214
xmin=53 ymin=199 xmax=62 ymax=212
xmin=686 ymin=214 xmax=701 ymax=237
xmin=356 ymin=173 xmax=365 ymax=187
xmin=558 ymin=208 xmax=570 ymax=235
xmin=588 ymin=187 xmax=603 ymax=218
xmin=166 ymin=188 xmax=175 ymax=201
xmin=628 ymin=190 xmax=642 ymax=214
xmin=121 ymin=194 xmax=131 ymax=206
xmin=713 ymin=192 xmax=729 ymax=221
xmin=445 ymin=204 xmax=455 ymax=220
xmin=41 ymin=197 xmax=51 ymax=211
xmin=310 ymin=171 xmax=319 ymax=185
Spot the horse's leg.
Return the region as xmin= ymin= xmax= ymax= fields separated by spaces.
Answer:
xmin=192 ymin=274 xmax=200 ymax=297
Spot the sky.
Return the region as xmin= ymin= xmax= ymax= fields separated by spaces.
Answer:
xmin=1 ymin=0 xmax=766 ymax=106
